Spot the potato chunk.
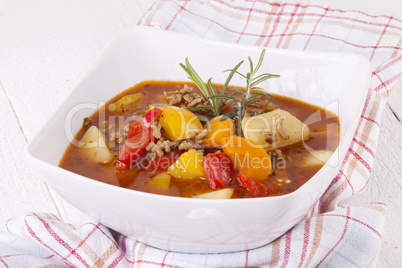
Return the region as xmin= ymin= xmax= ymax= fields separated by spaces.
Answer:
xmin=192 ymin=188 xmax=234 ymax=199
xmin=242 ymin=109 xmax=310 ymax=150
xmin=80 ymin=126 xmax=114 ymax=164
xmin=301 ymin=150 xmax=334 ymax=167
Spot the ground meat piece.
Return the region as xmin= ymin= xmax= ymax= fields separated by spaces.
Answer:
xmin=109 ymin=131 xmax=125 ymax=144
xmin=183 ymin=92 xmax=206 ymax=107
xmin=165 ymin=140 xmax=180 ymax=149
xmin=246 ymin=107 xmax=267 ymax=116
xmin=182 ymin=94 xmax=193 ymax=103
xmin=105 ymin=121 xmax=132 ymax=146
xmin=100 ymin=121 xmax=113 ymax=134
xmin=188 ymin=96 xmax=205 ymax=107
xmin=164 ymin=85 xmax=211 ymax=110
xmin=115 ymin=132 xmax=125 ymax=144
xmin=162 ymin=140 xmax=172 ymax=152
xmin=180 ymin=84 xmax=193 ymax=94
xmin=146 ymin=140 xmax=180 ymax=153
xmin=154 ymin=146 xmax=164 ymax=157
xmin=164 ymin=90 xmax=182 ymax=105
xmin=246 ymin=96 xmax=275 ymax=116
xmin=146 ymin=141 xmax=156 ymax=151
xmin=145 ymin=141 xmax=163 ymax=161
xmin=144 ymin=134 xmax=206 ymax=162
xmin=261 ymin=129 xmax=276 ymax=144
xmin=145 ymin=140 xmax=180 ymax=161
xmin=151 ymin=121 xmax=163 ymax=140
xmin=263 ymin=100 xmax=277 ymax=110
xmin=258 ymin=98 xmax=270 ymax=107
xmin=195 ymin=139 xmax=203 ymax=145
xmin=178 ymin=138 xmax=207 ymax=150
xmin=178 ymin=140 xmax=194 ymax=151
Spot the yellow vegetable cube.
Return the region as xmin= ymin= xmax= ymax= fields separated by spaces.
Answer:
xmin=149 ymin=172 xmax=171 ymax=189
xmin=153 ymin=106 xmax=202 ymax=141
xmin=168 ymin=149 xmax=205 ymax=179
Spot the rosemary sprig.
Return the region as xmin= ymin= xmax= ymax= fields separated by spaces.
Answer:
xmin=179 ymin=59 xmax=243 ymax=116
xmin=180 ymin=49 xmax=280 ymax=134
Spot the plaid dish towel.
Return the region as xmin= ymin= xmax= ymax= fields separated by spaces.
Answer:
xmin=1 ymin=1 xmax=402 ymax=267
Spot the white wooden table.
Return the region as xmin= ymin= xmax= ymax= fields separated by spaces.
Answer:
xmin=0 ymin=0 xmax=401 ymax=266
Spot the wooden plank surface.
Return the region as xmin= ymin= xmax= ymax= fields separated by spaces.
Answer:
xmin=0 ymin=81 xmax=59 ymax=220
xmin=0 ymin=0 xmax=400 ymax=267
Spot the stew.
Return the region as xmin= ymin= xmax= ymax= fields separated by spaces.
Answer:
xmin=59 ymin=80 xmax=339 ymax=199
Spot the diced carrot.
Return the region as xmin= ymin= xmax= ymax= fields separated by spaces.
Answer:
xmin=221 ymin=136 xmax=272 ymax=181
xmin=202 ymin=115 xmax=235 ymax=148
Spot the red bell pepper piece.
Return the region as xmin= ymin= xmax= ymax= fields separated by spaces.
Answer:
xmin=236 ymin=171 xmax=279 ymax=197
xmin=117 ymin=122 xmax=151 ymax=167
xmin=203 ymin=152 xmax=234 ymax=189
xmin=141 ymin=107 xmax=163 ymax=130
xmin=117 ymin=108 xmax=163 ymax=168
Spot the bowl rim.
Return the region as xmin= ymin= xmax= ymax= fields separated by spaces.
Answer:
xmin=25 ymin=25 xmax=371 ymax=204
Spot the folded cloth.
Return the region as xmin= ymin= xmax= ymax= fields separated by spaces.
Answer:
xmin=1 ymin=0 xmax=401 ymax=267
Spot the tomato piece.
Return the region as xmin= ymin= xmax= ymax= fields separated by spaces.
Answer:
xmin=141 ymin=107 xmax=163 ymax=130
xmin=117 ymin=122 xmax=152 ymax=167
xmin=220 ymin=103 xmax=233 ymax=114
xmin=236 ymin=171 xmax=279 ymax=197
xmin=141 ymin=150 xmax=183 ymax=172
xmin=203 ymin=152 xmax=234 ymax=189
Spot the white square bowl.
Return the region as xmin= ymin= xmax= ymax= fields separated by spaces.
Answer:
xmin=26 ymin=26 xmax=370 ymax=253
